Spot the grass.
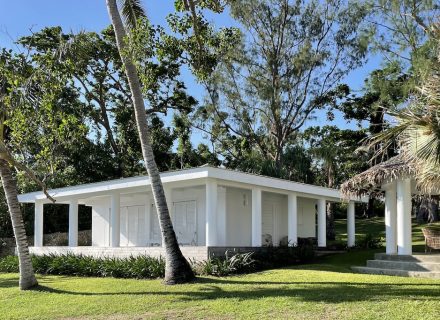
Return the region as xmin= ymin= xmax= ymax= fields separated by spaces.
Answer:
xmin=1 ymin=253 xmax=439 ymax=320
xmin=0 ymin=217 xmax=439 ymax=319
xmin=334 ymin=216 xmax=432 ymax=252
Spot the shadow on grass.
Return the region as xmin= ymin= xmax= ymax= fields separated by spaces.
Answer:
xmin=31 ymin=278 xmax=440 ymax=304
xmin=0 ymin=277 xmax=20 ymax=288
xmin=0 ymin=274 xmax=76 ymax=289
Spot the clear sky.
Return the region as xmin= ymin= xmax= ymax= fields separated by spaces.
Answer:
xmin=0 ymin=0 xmax=381 ymax=144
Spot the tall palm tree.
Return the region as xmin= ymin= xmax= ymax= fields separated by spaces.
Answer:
xmin=0 ymin=106 xmax=37 ymax=290
xmin=106 ymin=0 xmax=194 ymax=284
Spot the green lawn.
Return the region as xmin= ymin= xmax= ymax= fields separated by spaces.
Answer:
xmin=1 ymin=254 xmax=439 ymax=320
xmin=1 ymin=217 xmax=439 ymax=319
xmin=334 ymin=216 xmax=430 ymax=252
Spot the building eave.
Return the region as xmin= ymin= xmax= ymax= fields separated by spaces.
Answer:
xmin=18 ymin=165 xmax=365 ymax=204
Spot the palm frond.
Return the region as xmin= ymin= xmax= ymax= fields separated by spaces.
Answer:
xmin=117 ymin=0 xmax=146 ymax=30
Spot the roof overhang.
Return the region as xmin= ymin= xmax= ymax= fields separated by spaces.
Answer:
xmin=18 ymin=166 xmax=366 ymax=204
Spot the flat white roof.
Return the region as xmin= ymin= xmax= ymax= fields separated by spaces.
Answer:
xmin=18 ymin=165 xmax=363 ymax=203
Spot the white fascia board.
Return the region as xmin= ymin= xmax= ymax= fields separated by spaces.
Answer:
xmin=205 ymin=167 xmax=343 ymax=200
xmin=18 ymin=167 xmax=209 ymax=203
xmin=18 ymin=165 xmax=364 ymax=204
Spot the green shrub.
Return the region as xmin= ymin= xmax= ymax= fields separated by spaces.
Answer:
xmin=253 ymin=244 xmax=315 ymax=269
xmin=194 ymin=244 xmax=315 ymax=277
xmin=0 ymin=255 xmax=19 ymax=273
xmin=193 ymin=251 xmax=256 ymax=276
xmin=0 ymin=244 xmax=315 ymax=279
xmin=355 ymin=233 xmax=383 ymax=249
xmin=0 ymin=254 xmax=165 ymax=279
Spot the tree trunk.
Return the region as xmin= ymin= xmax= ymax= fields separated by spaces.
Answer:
xmin=326 ymin=166 xmax=335 ymax=240
xmin=417 ymin=197 xmax=439 ymax=223
xmin=0 ymin=159 xmax=38 ymax=290
xmin=326 ymin=202 xmax=335 ymax=241
xmin=366 ymin=198 xmax=376 ymax=218
xmin=106 ymin=0 xmax=194 ymax=284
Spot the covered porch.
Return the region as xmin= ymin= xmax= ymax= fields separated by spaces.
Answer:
xmin=341 ymin=155 xmax=440 ymax=278
xmin=19 ymin=166 xmax=363 ymax=260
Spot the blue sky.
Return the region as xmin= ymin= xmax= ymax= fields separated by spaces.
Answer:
xmin=0 ymin=0 xmax=381 ymax=145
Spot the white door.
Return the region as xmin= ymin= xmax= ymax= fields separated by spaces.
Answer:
xmin=173 ymin=200 xmax=197 ymax=246
xmin=262 ymin=195 xmax=283 ymax=246
xmin=120 ymin=205 xmax=146 ymax=247
xmin=126 ymin=206 xmax=139 ymax=246
xmin=262 ymin=202 xmax=275 ymax=245
xmin=150 ymin=204 xmax=162 ymax=246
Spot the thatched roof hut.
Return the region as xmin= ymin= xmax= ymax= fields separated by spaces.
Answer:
xmin=340 ymin=154 xmax=417 ymax=199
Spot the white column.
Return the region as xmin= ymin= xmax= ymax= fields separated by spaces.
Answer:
xmin=164 ymin=188 xmax=172 ymax=208
xmin=68 ymin=199 xmax=79 ymax=247
xmin=287 ymin=193 xmax=298 ymax=246
xmin=206 ymin=179 xmax=218 ymax=246
xmin=252 ymin=188 xmax=262 ymax=247
xmin=397 ymin=179 xmax=412 ymax=255
xmin=34 ymin=200 xmax=44 ymax=247
xmin=144 ymin=198 xmax=151 ymax=246
xmin=384 ymin=182 xmax=397 ymax=254
xmin=161 ymin=188 xmax=172 ymax=248
xmin=317 ymin=198 xmax=326 ymax=247
xmin=110 ymin=193 xmax=120 ymax=247
xmin=347 ymin=201 xmax=355 ymax=248
xmin=216 ymin=186 xmax=227 ymax=246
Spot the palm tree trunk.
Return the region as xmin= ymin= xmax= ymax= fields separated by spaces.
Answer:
xmin=106 ymin=0 xmax=194 ymax=284
xmin=326 ymin=203 xmax=335 ymax=241
xmin=0 ymin=159 xmax=37 ymax=290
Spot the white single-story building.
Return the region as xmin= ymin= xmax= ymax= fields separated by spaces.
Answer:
xmin=18 ymin=166 xmax=363 ymax=260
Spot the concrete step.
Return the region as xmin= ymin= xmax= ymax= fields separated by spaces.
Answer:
xmin=366 ymin=259 xmax=440 ymax=272
xmin=374 ymin=253 xmax=440 ymax=263
xmin=351 ymin=266 xmax=440 ymax=279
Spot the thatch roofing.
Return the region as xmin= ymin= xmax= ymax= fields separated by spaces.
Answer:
xmin=340 ymin=154 xmax=417 ymax=199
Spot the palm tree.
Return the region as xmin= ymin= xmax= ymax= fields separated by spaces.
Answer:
xmin=368 ymin=25 xmax=440 ymax=196
xmin=1 ymin=50 xmax=67 ymax=290
xmin=106 ymin=0 xmax=194 ymax=284
xmin=0 ymin=107 xmax=37 ymax=290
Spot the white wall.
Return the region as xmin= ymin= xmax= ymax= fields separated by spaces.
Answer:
xmin=87 ymin=187 xmax=206 ymax=247
xmin=89 ymin=197 xmax=111 ymax=247
xmin=297 ymin=197 xmax=316 ymax=238
xmin=225 ymin=187 xmax=252 ymax=246
xmin=87 ymin=185 xmax=318 ymax=248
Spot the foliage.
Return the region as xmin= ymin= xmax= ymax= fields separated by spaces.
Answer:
xmin=305 ymin=126 xmax=369 ymax=188
xmin=193 ymin=251 xmax=256 ymax=276
xmin=0 ymin=246 xmax=315 ymax=279
xmin=371 ymin=0 xmax=439 ymax=73
xmin=0 ymin=47 xmax=88 ymax=189
xmin=366 ymin=25 xmax=440 ymax=194
xmin=194 ymin=244 xmax=315 ymax=277
xmin=2 ymin=249 xmax=440 ymax=319
xmin=17 ymin=25 xmax=205 ymax=177
xmin=355 ymin=233 xmax=383 ymax=249
xmin=0 ymin=255 xmax=19 ymax=273
xmin=253 ymin=244 xmax=315 ymax=269
xmin=196 ymin=0 xmax=371 ymax=174
xmin=0 ymin=254 xmax=166 ymax=279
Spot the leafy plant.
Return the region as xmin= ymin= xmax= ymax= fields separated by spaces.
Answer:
xmin=192 ymin=251 xmax=256 ymax=276
xmin=0 ymin=254 xmax=165 ymax=279
xmin=355 ymin=233 xmax=383 ymax=249
xmin=0 ymin=255 xmax=19 ymax=273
